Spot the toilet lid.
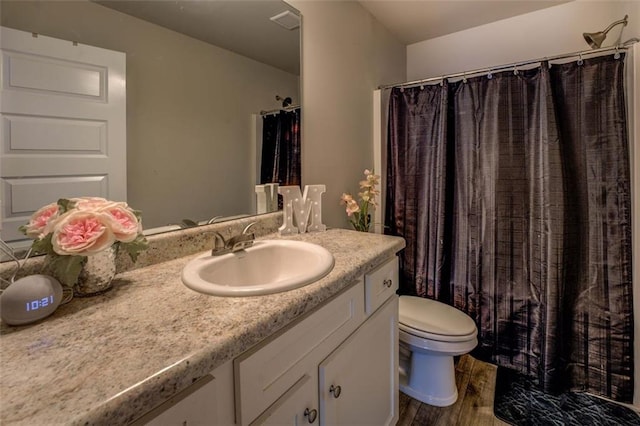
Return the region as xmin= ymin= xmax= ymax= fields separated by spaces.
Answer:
xmin=399 ymin=296 xmax=477 ymax=337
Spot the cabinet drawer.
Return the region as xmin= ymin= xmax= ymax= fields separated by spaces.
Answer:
xmin=234 ymin=280 xmax=365 ymax=425
xmin=364 ymin=257 xmax=399 ymax=315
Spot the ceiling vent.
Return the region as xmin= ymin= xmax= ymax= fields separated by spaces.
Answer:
xmin=270 ymin=10 xmax=300 ymax=30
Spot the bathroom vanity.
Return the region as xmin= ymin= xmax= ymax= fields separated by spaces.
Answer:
xmin=139 ymin=257 xmax=399 ymax=425
xmin=0 ymin=223 xmax=405 ymax=425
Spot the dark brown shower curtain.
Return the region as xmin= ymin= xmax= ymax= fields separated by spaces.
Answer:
xmin=260 ymin=108 xmax=301 ymax=187
xmin=386 ymin=54 xmax=633 ymax=402
xmin=386 ymin=83 xmax=450 ymax=299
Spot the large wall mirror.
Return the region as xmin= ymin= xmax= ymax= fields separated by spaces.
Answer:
xmin=0 ymin=0 xmax=301 ymax=248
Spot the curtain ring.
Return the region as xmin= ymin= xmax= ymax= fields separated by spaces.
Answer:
xmin=462 ymin=72 xmax=467 ymax=84
xmin=487 ymin=70 xmax=493 ymax=80
xmin=577 ymin=53 xmax=583 ymax=66
xmin=513 ymin=65 xmax=519 ymax=76
xmin=614 ymin=46 xmax=621 ymax=60
xmin=400 ymin=86 xmax=405 ymax=93
xmin=419 ymin=84 xmax=424 ymax=90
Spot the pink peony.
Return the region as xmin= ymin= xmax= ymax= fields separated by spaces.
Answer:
xmin=51 ymin=210 xmax=116 ymax=255
xmin=100 ymin=203 xmax=142 ymax=243
xmin=71 ymin=196 xmax=111 ymax=211
xmin=23 ymin=202 xmax=60 ymax=239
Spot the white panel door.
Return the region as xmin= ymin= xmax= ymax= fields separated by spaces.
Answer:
xmin=0 ymin=26 xmax=126 ymax=242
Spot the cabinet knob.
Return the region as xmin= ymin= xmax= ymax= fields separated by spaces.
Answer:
xmin=329 ymin=384 xmax=342 ymax=398
xmin=304 ymin=408 xmax=317 ymax=423
xmin=383 ymin=278 xmax=393 ymax=288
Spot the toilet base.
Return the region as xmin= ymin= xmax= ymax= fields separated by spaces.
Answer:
xmin=399 ymin=350 xmax=458 ymax=407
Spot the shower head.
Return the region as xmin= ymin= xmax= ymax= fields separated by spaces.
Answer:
xmin=583 ymin=15 xmax=628 ymax=49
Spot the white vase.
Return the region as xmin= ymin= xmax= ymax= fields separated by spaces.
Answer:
xmin=75 ymin=247 xmax=117 ymax=297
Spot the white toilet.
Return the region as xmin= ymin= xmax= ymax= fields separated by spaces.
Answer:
xmin=398 ymin=295 xmax=478 ymax=407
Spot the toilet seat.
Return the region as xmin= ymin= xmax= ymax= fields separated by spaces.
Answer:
xmin=399 ymin=296 xmax=477 ymax=343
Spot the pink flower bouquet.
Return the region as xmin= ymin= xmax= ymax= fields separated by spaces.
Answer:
xmin=340 ymin=169 xmax=380 ymax=232
xmin=20 ymin=197 xmax=148 ymax=287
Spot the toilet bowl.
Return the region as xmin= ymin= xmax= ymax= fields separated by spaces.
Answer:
xmin=399 ymin=295 xmax=478 ymax=407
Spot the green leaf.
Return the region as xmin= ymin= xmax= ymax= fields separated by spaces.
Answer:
xmin=57 ymin=198 xmax=74 ymax=214
xmin=131 ymin=209 xmax=143 ymax=222
xmin=122 ymin=235 xmax=149 ymax=263
xmin=48 ymin=254 xmax=85 ymax=287
xmin=31 ymin=234 xmax=54 ymax=255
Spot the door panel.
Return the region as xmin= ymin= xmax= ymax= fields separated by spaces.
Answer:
xmin=3 ymin=114 xmax=106 ymax=152
xmin=4 ymin=51 xmax=106 ymax=99
xmin=1 ymin=176 xmax=108 ymax=241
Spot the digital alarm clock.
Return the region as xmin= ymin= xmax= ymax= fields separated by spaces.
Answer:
xmin=1 ymin=274 xmax=63 ymax=325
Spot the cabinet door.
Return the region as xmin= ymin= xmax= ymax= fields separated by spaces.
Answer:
xmin=318 ymin=297 xmax=398 ymax=426
xmin=251 ymin=374 xmax=318 ymax=426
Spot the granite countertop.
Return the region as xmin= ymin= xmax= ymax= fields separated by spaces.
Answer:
xmin=0 ymin=229 xmax=405 ymax=425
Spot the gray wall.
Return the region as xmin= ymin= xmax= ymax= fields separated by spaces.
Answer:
xmin=289 ymin=0 xmax=406 ymax=229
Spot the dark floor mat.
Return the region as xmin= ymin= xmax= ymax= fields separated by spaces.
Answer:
xmin=493 ymin=367 xmax=640 ymax=426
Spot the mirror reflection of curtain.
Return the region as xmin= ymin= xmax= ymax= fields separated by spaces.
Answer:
xmin=260 ymin=108 xmax=301 ymax=187
xmin=386 ymin=54 xmax=633 ymax=402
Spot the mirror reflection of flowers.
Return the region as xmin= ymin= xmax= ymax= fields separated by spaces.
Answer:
xmin=19 ymin=197 xmax=148 ymax=287
xmin=340 ymin=169 xmax=380 ymax=232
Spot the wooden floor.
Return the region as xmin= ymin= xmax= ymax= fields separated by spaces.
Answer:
xmin=397 ymin=355 xmax=511 ymax=426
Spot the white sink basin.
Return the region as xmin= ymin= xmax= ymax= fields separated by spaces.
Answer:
xmin=181 ymin=240 xmax=335 ymax=296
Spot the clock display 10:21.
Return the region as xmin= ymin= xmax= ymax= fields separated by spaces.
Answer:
xmin=25 ymin=295 xmax=55 ymax=311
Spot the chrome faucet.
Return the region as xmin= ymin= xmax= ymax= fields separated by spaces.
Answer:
xmin=210 ymin=222 xmax=257 ymax=256
xmin=210 ymin=231 xmax=231 ymax=256
xmin=227 ymin=222 xmax=257 ymax=252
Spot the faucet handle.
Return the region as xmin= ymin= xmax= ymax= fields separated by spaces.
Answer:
xmin=207 ymin=215 xmax=224 ymax=224
xmin=225 ymin=222 xmax=257 ymax=252
xmin=242 ymin=221 xmax=258 ymax=235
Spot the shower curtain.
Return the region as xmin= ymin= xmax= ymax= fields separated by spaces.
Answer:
xmin=386 ymin=54 xmax=633 ymax=402
xmin=260 ymin=108 xmax=301 ymax=187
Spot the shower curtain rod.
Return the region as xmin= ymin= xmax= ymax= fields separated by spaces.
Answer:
xmin=260 ymin=104 xmax=300 ymax=116
xmin=379 ymin=39 xmax=639 ymax=90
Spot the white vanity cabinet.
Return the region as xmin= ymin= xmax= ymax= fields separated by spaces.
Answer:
xmin=237 ymin=256 xmax=399 ymax=426
xmin=137 ymin=256 xmax=399 ymax=426
xmin=255 ymin=296 xmax=397 ymax=426
xmin=234 ymin=279 xmax=366 ymax=425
